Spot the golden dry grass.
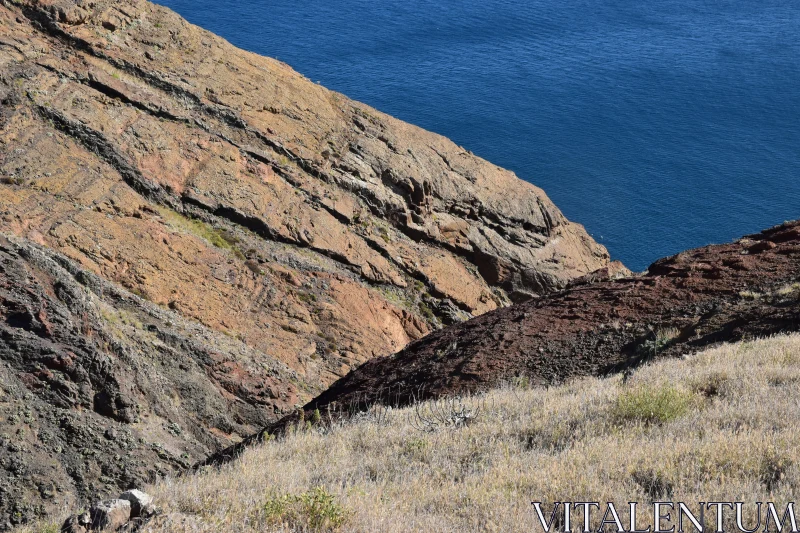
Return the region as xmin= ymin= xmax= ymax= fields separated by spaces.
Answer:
xmin=24 ymin=334 xmax=800 ymax=532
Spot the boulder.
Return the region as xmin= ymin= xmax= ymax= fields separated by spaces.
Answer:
xmin=89 ymin=499 xmax=131 ymax=531
xmin=60 ymin=512 xmax=91 ymax=533
xmin=119 ymin=490 xmax=154 ymax=518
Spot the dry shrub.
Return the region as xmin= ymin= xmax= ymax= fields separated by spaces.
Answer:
xmin=260 ymin=487 xmax=349 ymax=531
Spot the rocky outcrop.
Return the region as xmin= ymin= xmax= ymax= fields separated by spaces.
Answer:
xmin=61 ymin=489 xmax=154 ymax=532
xmin=0 ymin=235 xmax=300 ymax=528
xmin=0 ymin=0 xmax=607 ymax=383
xmin=0 ymin=0 xmax=609 ymax=527
xmin=203 ymin=221 xmax=800 ymax=464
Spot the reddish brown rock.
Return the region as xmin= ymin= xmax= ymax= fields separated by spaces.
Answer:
xmin=0 ymin=0 xmax=607 ymax=387
xmin=0 ymin=0 xmax=610 ymax=527
xmin=201 ymin=222 xmax=800 ymax=465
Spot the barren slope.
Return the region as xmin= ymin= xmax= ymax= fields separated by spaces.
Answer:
xmin=0 ymin=235 xmax=303 ymax=528
xmin=0 ymin=0 xmax=609 ymax=526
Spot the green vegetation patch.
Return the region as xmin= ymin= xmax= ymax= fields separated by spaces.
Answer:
xmin=262 ymin=487 xmax=349 ymax=531
xmin=297 ymin=291 xmax=318 ymax=305
xmin=613 ymin=385 xmax=693 ymax=425
xmin=156 ymin=206 xmax=244 ymax=258
xmin=27 ymin=525 xmax=59 ymax=533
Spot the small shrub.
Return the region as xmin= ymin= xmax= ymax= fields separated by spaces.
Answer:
xmin=128 ymin=286 xmax=147 ymax=300
xmin=297 ymin=291 xmax=317 ymax=304
xmin=509 ymin=375 xmax=531 ymax=389
xmin=691 ymin=372 xmax=729 ymax=398
xmin=402 ymin=437 xmax=429 ymax=456
xmin=262 ymin=487 xmax=349 ymax=531
xmin=419 ymin=302 xmax=435 ymax=322
xmin=739 ymin=290 xmax=762 ymax=300
xmin=637 ymin=327 xmax=680 ymax=359
xmin=518 ymin=415 xmax=583 ymax=453
xmin=761 ymin=452 xmax=792 ymax=492
xmin=613 ymin=385 xmax=692 ymax=425
xmin=632 ymin=468 xmax=674 ymax=500
xmin=774 ymin=283 xmax=800 ymax=299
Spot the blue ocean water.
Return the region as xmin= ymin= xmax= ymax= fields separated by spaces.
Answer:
xmin=157 ymin=0 xmax=800 ymax=271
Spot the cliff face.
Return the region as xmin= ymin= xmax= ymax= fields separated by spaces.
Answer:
xmin=0 ymin=0 xmax=609 ymax=525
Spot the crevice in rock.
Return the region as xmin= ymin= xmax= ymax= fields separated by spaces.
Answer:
xmin=430 ymin=146 xmax=455 ymax=173
xmin=85 ymin=76 xmax=184 ymax=122
xmin=181 ymin=197 xmax=387 ymax=286
xmin=33 ymin=104 xmax=174 ymax=206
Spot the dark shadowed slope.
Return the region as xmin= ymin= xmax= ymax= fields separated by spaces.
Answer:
xmin=0 ymin=235 xmax=300 ymax=527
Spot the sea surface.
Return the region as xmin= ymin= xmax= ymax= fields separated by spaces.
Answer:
xmin=157 ymin=0 xmax=800 ymax=271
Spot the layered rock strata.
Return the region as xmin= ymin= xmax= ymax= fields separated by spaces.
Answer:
xmin=0 ymin=0 xmax=609 ymax=526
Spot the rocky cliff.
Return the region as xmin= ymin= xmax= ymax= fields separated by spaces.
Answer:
xmin=0 ymin=0 xmax=609 ymax=526
xmin=206 ymin=221 xmax=800 ymax=464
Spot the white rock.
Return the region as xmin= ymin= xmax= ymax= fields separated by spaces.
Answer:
xmin=119 ymin=489 xmax=154 ymax=518
xmin=90 ymin=499 xmax=131 ymax=530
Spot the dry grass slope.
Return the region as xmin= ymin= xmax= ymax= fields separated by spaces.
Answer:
xmin=23 ymin=334 xmax=800 ymax=532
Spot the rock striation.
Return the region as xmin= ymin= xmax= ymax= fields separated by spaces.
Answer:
xmin=0 ymin=0 xmax=609 ymax=526
xmin=203 ymin=221 xmax=800 ymax=464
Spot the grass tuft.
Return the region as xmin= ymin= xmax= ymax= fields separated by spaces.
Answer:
xmin=613 ymin=384 xmax=693 ymax=424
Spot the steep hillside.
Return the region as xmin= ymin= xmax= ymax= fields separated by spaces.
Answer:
xmin=0 ymin=235 xmax=302 ymax=529
xmin=207 ymin=221 xmax=800 ymax=463
xmin=0 ymin=0 xmax=610 ymax=526
xmin=0 ymin=0 xmax=609 ymax=387
xmin=31 ymin=334 xmax=800 ymax=532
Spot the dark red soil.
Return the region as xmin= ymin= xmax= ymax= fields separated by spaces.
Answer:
xmin=202 ymin=221 xmax=800 ymax=466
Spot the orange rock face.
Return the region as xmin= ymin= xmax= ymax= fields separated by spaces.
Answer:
xmin=0 ymin=0 xmax=609 ymax=525
xmin=0 ymin=0 xmax=608 ymax=387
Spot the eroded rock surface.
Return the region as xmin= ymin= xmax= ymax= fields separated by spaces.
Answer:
xmin=0 ymin=0 xmax=607 ymax=381
xmin=0 ymin=235 xmax=300 ymax=528
xmin=0 ymin=0 xmax=609 ymax=526
xmin=204 ymin=222 xmax=800 ymax=464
